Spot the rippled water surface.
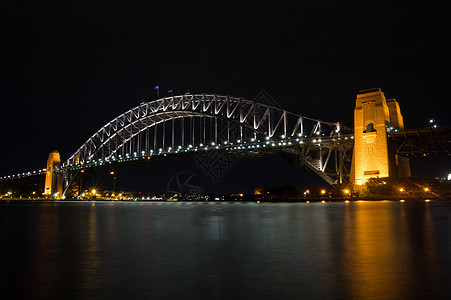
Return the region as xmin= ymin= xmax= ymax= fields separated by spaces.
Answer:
xmin=1 ymin=200 xmax=450 ymax=299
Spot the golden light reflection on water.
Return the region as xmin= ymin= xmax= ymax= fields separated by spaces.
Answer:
xmin=342 ymin=202 xmax=439 ymax=299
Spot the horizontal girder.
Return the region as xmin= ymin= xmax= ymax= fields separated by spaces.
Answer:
xmin=390 ymin=126 xmax=451 ymax=157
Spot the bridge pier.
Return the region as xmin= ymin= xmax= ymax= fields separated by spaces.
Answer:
xmin=350 ymin=88 xmax=410 ymax=186
xmin=44 ymin=150 xmax=63 ymax=197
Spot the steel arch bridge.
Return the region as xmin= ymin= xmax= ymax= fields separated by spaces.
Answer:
xmin=62 ymin=94 xmax=353 ymax=183
xmin=65 ymin=94 xmax=344 ymax=166
xmin=0 ymin=94 xmax=355 ymax=197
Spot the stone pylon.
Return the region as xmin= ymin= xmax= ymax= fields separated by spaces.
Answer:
xmin=44 ymin=150 xmax=63 ymax=197
xmin=350 ymin=88 xmax=410 ymax=185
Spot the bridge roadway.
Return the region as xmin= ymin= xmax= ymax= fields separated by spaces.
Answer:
xmin=0 ymin=134 xmax=355 ymax=184
xmin=1 ymin=127 xmax=450 ymax=185
xmin=390 ymin=126 xmax=451 ymax=157
xmin=63 ymin=133 xmax=355 ymax=183
xmin=4 ymin=125 xmax=447 ymax=183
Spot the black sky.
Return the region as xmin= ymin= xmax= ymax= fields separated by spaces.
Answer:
xmin=1 ymin=1 xmax=449 ymax=193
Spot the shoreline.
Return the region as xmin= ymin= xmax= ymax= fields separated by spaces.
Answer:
xmin=2 ymin=197 xmax=451 ymax=203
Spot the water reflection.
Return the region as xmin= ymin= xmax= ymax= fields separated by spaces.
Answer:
xmin=27 ymin=203 xmax=58 ymax=298
xmin=342 ymin=203 xmax=404 ymax=298
xmin=79 ymin=206 xmax=100 ymax=298
xmin=1 ymin=201 xmax=450 ymax=299
xmin=341 ymin=201 xmax=446 ymax=299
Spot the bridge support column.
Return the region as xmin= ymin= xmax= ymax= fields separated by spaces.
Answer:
xmin=44 ymin=150 xmax=63 ymax=198
xmin=350 ymin=88 xmax=410 ymax=186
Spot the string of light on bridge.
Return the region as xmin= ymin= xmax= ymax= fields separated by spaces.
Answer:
xmin=60 ymin=133 xmax=354 ymax=172
xmin=0 ymin=169 xmax=46 ymax=180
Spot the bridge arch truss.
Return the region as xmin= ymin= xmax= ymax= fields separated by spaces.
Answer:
xmin=65 ymin=94 xmax=342 ymax=169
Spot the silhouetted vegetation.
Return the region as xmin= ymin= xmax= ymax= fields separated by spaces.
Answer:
xmin=254 ymin=184 xmax=299 ymax=200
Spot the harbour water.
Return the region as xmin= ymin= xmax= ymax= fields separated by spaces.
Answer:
xmin=1 ymin=200 xmax=450 ymax=299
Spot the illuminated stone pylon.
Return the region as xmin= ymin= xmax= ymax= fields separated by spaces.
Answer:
xmin=44 ymin=150 xmax=63 ymax=197
xmin=350 ymin=88 xmax=410 ymax=185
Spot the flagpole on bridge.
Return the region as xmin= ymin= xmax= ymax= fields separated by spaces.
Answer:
xmin=154 ymin=85 xmax=160 ymax=98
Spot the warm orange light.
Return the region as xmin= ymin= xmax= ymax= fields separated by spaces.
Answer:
xmin=399 ymin=188 xmax=404 ymax=192
xmin=147 ymin=156 xmax=151 ymax=160
xmin=81 ymin=170 xmax=85 ymax=173
xmin=305 ymin=189 xmax=310 ymax=194
xmin=400 ymin=199 xmax=405 ymax=202
xmin=344 ymin=189 xmax=350 ymax=194
xmin=306 ymin=201 xmax=309 ymax=203
xmin=321 ymin=189 xmax=326 ymax=195
xmin=110 ymin=171 xmax=115 ymax=175
xmin=425 ymin=199 xmax=431 ymax=202
xmin=345 ymin=200 xmax=349 ymax=203
xmin=239 ymin=193 xmax=243 ymax=197
xmin=321 ymin=200 xmax=326 ymax=203
xmin=424 ymin=187 xmax=430 ymax=192
xmin=256 ymin=201 xmax=260 ymax=204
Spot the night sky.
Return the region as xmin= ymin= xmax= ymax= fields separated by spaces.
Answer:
xmin=1 ymin=1 xmax=449 ymax=193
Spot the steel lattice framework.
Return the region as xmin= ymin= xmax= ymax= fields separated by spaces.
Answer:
xmin=1 ymin=94 xmax=356 ymax=193
xmin=64 ymin=94 xmax=342 ymax=169
xmin=2 ymin=94 xmax=450 ymax=197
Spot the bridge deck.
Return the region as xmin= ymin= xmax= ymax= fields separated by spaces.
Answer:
xmin=391 ymin=126 xmax=451 ymax=157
